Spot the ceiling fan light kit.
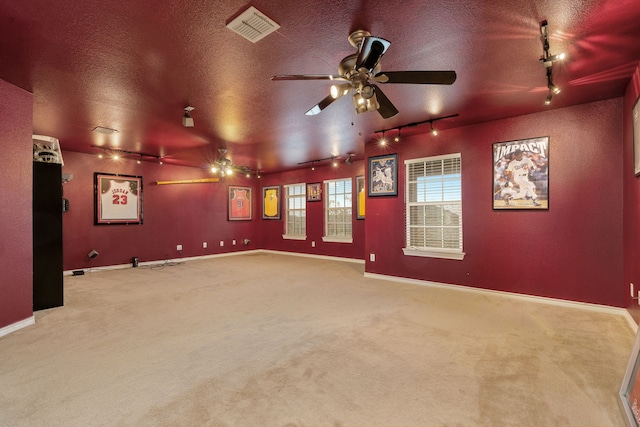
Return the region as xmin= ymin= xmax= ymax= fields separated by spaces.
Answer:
xmin=272 ymin=30 xmax=457 ymax=119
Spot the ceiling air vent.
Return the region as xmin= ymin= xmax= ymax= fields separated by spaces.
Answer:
xmin=226 ymin=6 xmax=280 ymax=43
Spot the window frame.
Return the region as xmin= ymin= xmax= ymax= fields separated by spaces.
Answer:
xmin=322 ymin=177 xmax=353 ymax=244
xmin=403 ymin=153 xmax=465 ymax=260
xmin=282 ymin=183 xmax=307 ymax=240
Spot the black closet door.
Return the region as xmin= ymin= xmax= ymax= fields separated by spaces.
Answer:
xmin=33 ymin=162 xmax=63 ymax=311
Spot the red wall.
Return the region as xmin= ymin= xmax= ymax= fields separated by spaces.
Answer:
xmin=365 ymin=98 xmax=625 ymax=307
xmin=0 ymin=79 xmax=33 ymax=329
xmin=61 ymin=151 xmax=260 ymax=270
xmin=258 ymin=161 xmax=365 ymax=260
xmin=624 ymin=64 xmax=640 ymax=321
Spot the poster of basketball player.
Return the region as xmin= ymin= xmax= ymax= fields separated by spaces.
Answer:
xmin=94 ymin=173 xmax=143 ymax=225
xmin=228 ymin=185 xmax=252 ymax=221
xmin=262 ymin=185 xmax=280 ymax=220
xmin=368 ymin=153 xmax=398 ymax=197
xmin=492 ymin=136 xmax=549 ymax=210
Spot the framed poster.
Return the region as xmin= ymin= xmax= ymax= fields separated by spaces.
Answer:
xmin=493 ymin=136 xmax=549 ymax=210
xmin=368 ymin=153 xmax=398 ymax=197
xmin=620 ymin=327 xmax=640 ymax=427
xmin=356 ymin=175 xmax=365 ymax=219
xmin=262 ymin=185 xmax=280 ymax=220
xmin=633 ymin=96 xmax=640 ymax=176
xmin=307 ymin=182 xmax=322 ymax=202
xmin=94 ymin=173 xmax=143 ymax=225
xmin=228 ymin=185 xmax=252 ymax=221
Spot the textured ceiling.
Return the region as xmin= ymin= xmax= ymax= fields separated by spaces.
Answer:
xmin=0 ymin=0 xmax=639 ymax=173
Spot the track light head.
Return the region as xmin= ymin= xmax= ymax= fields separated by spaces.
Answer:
xmin=345 ymin=153 xmax=355 ymax=165
xmin=430 ymin=122 xmax=438 ymax=136
xmin=379 ymin=131 xmax=387 ymax=146
xmin=545 ymin=92 xmax=552 ymax=106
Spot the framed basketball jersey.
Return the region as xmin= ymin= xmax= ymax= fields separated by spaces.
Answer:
xmin=262 ymin=185 xmax=280 ymax=220
xmin=94 ymin=173 xmax=143 ymax=225
xmin=228 ymin=185 xmax=252 ymax=221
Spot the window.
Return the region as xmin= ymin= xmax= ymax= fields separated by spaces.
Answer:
xmin=283 ymin=183 xmax=306 ymax=240
xmin=323 ymin=178 xmax=352 ymax=243
xmin=404 ymin=153 xmax=464 ymax=260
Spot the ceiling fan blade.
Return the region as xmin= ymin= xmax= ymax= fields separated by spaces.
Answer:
xmin=305 ymin=94 xmax=340 ymax=116
xmin=372 ymin=85 xmax=399 ymax=119
xmin=374 ymin=71 xmax=457 ymax=85
xmin=271 ymin=74 xmax=348 ymax=81
xmin=355 ymin=36 xmax=391 ymax=72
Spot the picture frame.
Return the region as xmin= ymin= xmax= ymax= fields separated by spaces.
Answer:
xmin=262 ymin=185 xmax=280 ymax=220
xmin=492 ymin=136 xmax=549 ymax=210
xmin=619 ymin=327 xmax=640 ymax=426
xmin=356 ymin=175 xmax=365 ymax=219
xmin=368 ymin=153 xmax=398 ymax=197
xmin=633 ymin=95 xmax=640 ymax=176
xmin=94 ymin=173 xmax=143 ymax=225
xmin=307 ymin=182 xmax=322 ymax=202
xmin=228 ymin=185 xmax=252 ymax=221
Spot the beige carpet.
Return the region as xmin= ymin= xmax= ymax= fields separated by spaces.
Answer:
xmin=0 ymin=252 xmax=634 ymax=427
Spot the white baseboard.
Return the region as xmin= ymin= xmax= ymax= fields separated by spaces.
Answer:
xmin=259 ymin=249 xmax=365 ymax=264
xmin=64 ymin=250 xmax=264 ymax=276
xmin=0 ymin=316 xmax=35 ymax=339
xmin=364 ymin=272 xmax=637 ymax=331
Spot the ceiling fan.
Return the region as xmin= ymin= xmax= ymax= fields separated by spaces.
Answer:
xmin=210 ymin=148 xmax=254 ymax=177
xmin=271 ymin=30 xmax=457 ymax=119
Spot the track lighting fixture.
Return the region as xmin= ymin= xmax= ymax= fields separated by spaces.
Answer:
xmin=183 ymin=106 xmax=195 ymax=127
xmin=345 ymin=153 xmax=355 ymax=165
xmin=539 ymin=20 xmax=565 ymax=106
xmin=373 ymin=113 xmax=458 ymax=142
xmin=91 ymin=145 xmax=163 ymax=164
xmin=299 ymin=156 xmax=342 ymax=169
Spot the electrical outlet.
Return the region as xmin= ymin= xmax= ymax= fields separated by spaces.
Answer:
xmin=176 ymin=244 xmax=182 ymax=251
xmin=232 ymin=240 xmax=236 ymax=245
xmin=311 ymin=241 xmax=315 ymax=247
xmin=637 ymin=290 xmax=640 ymax=306
xmin=220 ymin=241 xmax=224 ymax=247
xmin=370 ymin=253 xmax=375 ymax=262
xmin=203 ymin=242 xmax=207 ymax=248
xmin=631 ymin=283 xmax=635 ymax=298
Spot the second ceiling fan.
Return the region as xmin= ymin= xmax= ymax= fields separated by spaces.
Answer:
xmin=271 ymin=30 xmax=457 ymax=119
